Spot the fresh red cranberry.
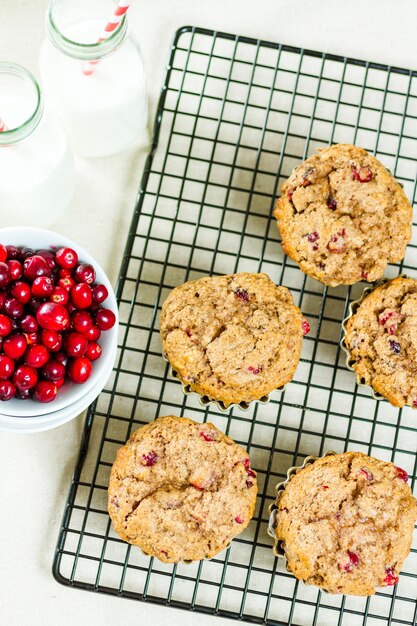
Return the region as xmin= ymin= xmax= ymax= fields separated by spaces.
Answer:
xmin=68 ymin=357 xmax=92 ymax=384
xmin=55 ymin=351 xmax=68 ymax=367
xmin=234 ymin=288 xmax=249 ymax=302
xmin=85 ymin=341 xmax=102 ymax=361
xmin=71 ymin=283 xmax=93 ymax=309
xmin=0 ymin=355 xmax=15 ymax=379
xmin=248 ymin=366 xmax=262 ymax=374
xmin=41 ymin=359 xmax=66 ymax=382
xmin=13 ymin=364 xmax=38 ymax=390
xmin=92 ymin=284 xmax=108 ymax=304
xmin=383 ymin=567 xmax=399 ymax=586
xmin=85 ymin=325 xmax=101 ymax=342
xmin=50 ymin=286 xmax=69 ymax=305
xmin=64 ymin=332 xmax=88 ymax=358
xmin=199 ymin=430 xmax=215 ymax=442
xmin=36 ymin=302 xmax=70 ymax=331
xmin=141 ymin=450 xmax=158 ymax=466
xmin=0 ymin=244 xmax=7 ymax=263
xmin=389 ymin=339 xmax=401 ymax=354
xmin=23 ymin=254 xmax=51 ymax=281
xmin=41 ymin=329 xmax=62 ymax=352
xmin=302 ymin=318 xmax=310 ymax=335
xmin=31 ymin=276 xmax=54 ymax=299
xmin=0 ymin=291 xmax=6 ymax=310
xmin=72 ymin=310 xmax=93 ymax=333
xmin=235 ymin=516 xmax=244 ymax=524
xmin=3 ymin=297 xmax=24 ymax=319
xmin=74 ymin=263 xmax=96 ymax=284
xmin=55 ymin=247 xmax=78 ymax=270
xmin=357 ymin=468 xmax=373 ymax=481
xmin=67 ymin=303 xmax=77 ymax=314
xmin=0 ymin=379 xmax=16 ymax=401
xmin=95 ymin=308 xmax=116 ymax=330
xmin=0 ymin=313 xmax=12 ymax=337
xmin=33 ymin=380 xmax=57 ymax=403
xmin=395 ymin=466 xmax=408 ymax=482
xmin=5 ymin=245 xmax=20 ymax=260
xmin=24 ymin=344 xmax=50 ymax=368
xmin=37 ymin=249 xmax=57 ymax=270
xmin=0 ymin=262 xmax=11 ymax=288
xmin=7 ymin=259 xmax=22 ymax=281
xmin=25 ymin=331 xmax=40 ymax=345
xmin=351 ymin=164 xmax=373 ymax=183
xmin=55 ymin=377 xmax=65 ymax=389
xmin=338 ymin=550 xmax=359 ymax=572
xmin=327 ymin=196 xmax=337 ymax=210
xmin=20 ymin=314 xmax=38 ymax=334
xmin=21 ymin=247 xmax=35 ymax=260
xmin=4 ymin=333 xmax=27 ymax=359
xmin=58 ymin=268 xmax=71 ymax=279
xmin=58 ymin=276 xmax=75 ymax=292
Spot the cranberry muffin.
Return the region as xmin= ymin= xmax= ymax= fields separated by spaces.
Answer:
xmin=108 ymin=416 xmax=258 ymax=563
xmin=275 ymin=451 xmax=417 ymax=595
xmin=344 ymin=276 xmax=417 ymax=408
xmin=160 ymin=273 xmax=307 ymax=407
xmin=274 ymin=144 xmax=412 ymax=287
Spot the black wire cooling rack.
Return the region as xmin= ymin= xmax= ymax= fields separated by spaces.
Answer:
xmin=54 ymin=26 xmax=417 ymax=626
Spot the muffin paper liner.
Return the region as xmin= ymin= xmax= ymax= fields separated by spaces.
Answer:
xmin=267 ymin=451 xmax=336 ymax=560
xmin=164 ymin=357 xmax=285 ymax=413
xmin=340 ymin=276 xmax=407 ymax=403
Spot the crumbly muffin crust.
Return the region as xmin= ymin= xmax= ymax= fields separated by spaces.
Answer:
xmin=160 ymin=273 xmax=305 ymax=406
xmin=344 ymin=276 xmax=417 ymax=408
xmin=276 ymin=452 xmax=417 ymax=596
xmin=274 ymin=144 xmax=412 ymax=287
xmin=108 ymin=416 xmax=258 ymax=563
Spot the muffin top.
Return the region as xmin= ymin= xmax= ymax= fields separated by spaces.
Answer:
xmin=344 ymin=276 xmax=417 ymax=408
xmin=276 ymin=452 xmax=417 ymax=596
xmin=108 ymin=416 xmax=258 ymax=563
xmin=160 ymin=273 xmax=305 ymax=406
xmin=274 ymin=144 xmax=412 ymax=287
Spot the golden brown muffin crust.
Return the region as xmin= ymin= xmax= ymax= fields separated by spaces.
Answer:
xmin=276 ymin=452 xmax=417 ymax=595
xmin=160 ymin=272 xmax=304 ymax=406
xmin=344 ymin=277 xmax=417 ymax=408
xmin=274 ymin=144 xmax=412 ymax=287
xmin=108 ymin=416 xmax=258 ymax=563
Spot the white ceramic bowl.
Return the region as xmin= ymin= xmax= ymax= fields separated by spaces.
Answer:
xmin=0 ymin=227 xmax=118 ymax=431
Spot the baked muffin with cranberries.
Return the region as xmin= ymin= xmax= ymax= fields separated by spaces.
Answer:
xmin=108 ymin=416 xmax=258 ymax=562
xmin=275 ymin=451 xmax=417 ymax=595
xmin=344 ymin=276 xmax=417 ymax=408
xmin=274 ymin=144 xmax=412 ymax=287
xmin=160 ymin=273 xmax=307 ymax=407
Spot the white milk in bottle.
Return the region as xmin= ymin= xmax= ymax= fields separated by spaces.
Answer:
xmin=0 ymin=63 xmax=74 ymax=227
xmin=39 ymin=0 xmax=148 ymax=158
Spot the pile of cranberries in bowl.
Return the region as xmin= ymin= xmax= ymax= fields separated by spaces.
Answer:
xmin=0 ymin=244 xmax=116 ymax=404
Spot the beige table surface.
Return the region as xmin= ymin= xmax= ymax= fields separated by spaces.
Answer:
xmin=1 ymin=1 xmax=417 ymax=624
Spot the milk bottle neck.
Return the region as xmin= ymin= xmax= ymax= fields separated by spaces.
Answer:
xmin=0 ymin=63 xmax=44 ymax=147
xmin=46 ymin=0 xmax=128 ymax=61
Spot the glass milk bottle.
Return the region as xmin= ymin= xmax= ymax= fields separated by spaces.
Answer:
xmin=39 ymin=0 xmax=148 ymax=158
xmin=0 ymin=63 xmax=74 ymax=227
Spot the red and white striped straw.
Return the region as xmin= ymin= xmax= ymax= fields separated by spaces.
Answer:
xmin=0 ymin=117 xmax=8 ymax=132
xmin=83 ymin=0 xmax=132 ymax=76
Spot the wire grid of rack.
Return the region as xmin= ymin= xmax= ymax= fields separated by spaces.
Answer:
xmin=54 ymin=26 xmax=417 ymax=626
